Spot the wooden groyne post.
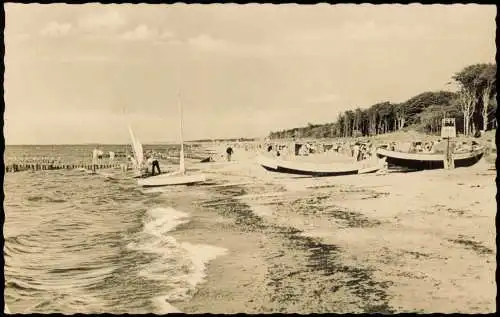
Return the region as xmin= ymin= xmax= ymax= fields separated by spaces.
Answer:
xmin=4 ymin=158 xmax=123 ymax=173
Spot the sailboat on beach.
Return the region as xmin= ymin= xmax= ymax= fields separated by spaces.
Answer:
xmin=137 ymin=90 xmax=207 ymax=187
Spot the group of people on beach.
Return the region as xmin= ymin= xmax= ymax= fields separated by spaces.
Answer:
xmin=92 ymin=148 xmax=117 ymax=161
xmin=259 ymin=136 xmax=485 ymax=163
xmin=295 ymin=141 xmax=376 ymax=162
xmin=92 ymin=147 xmax=115 ymax=171
xmin=262 ymin=141 xmax=376 ymax=162
xmin=386 ymin=139 xmax=478 ymax=154
xmin=125 ymin=150 xmax=161 ymax=176
xmin=351 ymin=142 xmax=375 ymax=161
xmin=90 ymin=146 xmax=162 ymax=176
xmin=387 ymin=140 xmax=438 ymax=153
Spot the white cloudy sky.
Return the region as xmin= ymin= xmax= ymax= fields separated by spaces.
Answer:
xmin=4 ymin=3 xmax=496 ymax=144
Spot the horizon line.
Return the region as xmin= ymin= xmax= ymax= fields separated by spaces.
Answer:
xmin=4 ymin=138 xmax=260 ymax=146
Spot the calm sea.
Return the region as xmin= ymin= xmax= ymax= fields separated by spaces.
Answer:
xmin=3 ymin=144 xmax=226 ymax=314
xmin=3 ymin=144 xmax=207 ymax=165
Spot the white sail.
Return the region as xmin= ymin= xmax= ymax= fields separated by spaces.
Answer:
xmin=136 ymin=87 xmax=207 ymax=187
xmin=128 ymin=125 xmax=144 ymax=167
xmin=177 ymin=90 xmax=186 ymax=174
xmin=136 ymin=139 xmax=144 ymax=166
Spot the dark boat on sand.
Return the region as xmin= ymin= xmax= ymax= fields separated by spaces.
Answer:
xmin=256 ymin=154 xmax=383 ymax=177
xmin=375 ymin=146 xmax=485 ymax=170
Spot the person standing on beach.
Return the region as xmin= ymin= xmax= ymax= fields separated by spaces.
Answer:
xmin=150 ymin=153 xmax=161 ymax=176
xmin=120 ymin=161 xmax=127 ymax=173
xmin=92 ymin=147 xmax=99 ymax=171
xmin=353 ymin=143 xmax=360 ymax=162
xmin=128 ymin=155 xmax=138 ymax=171
xmin=226 ymin=146 xmax=234 ymax=161
xmin=96 ymin=148 xmax=104 ymax=168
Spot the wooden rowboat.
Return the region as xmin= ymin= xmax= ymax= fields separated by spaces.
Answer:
xmin=375 ymin=147 xmax=484 ymax=170
xmin=256 ymin=154 xmax=383 ymax=177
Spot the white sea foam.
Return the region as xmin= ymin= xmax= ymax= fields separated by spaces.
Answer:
xmin=143 ymin=207 xmax=191 ymax=237
xmin=131 ymin=206 xmax=228 ymax=313
xmin=151 ymin=296 xmax=182 ymax=314
xmin=179 ymin=242 xmax=228 ymax=287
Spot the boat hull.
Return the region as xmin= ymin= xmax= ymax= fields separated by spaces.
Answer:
xmin=257 ymin=155 xmax=381 ymax=177
xmin=137 ymin=173 xmax=207 ymax=187
xmin=376 ymin=147 xmax=484 ymax=170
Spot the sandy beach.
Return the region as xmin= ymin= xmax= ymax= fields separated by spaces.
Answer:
xmin=4 ymin=4 xmax=496 ymax=315
xmin=173 ymin=151 xmax=496 ymax=313
xmin=4 ymin=143 xmax=495 ymax=314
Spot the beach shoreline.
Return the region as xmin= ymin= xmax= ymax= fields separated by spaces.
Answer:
xmin=174 ymin=153 xmax=496 ymax=313
xmin=3 ymin=138 xmax=495 ymax=314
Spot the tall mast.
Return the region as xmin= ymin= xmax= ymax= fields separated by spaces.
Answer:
xmin=123 ymin=106 xmax=129 ymax=158
xmin=177 ymin=89 xmax=185 ymax=174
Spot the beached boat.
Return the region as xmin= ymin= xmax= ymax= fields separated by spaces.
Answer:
xmin=137 ymin=90 xmax=206 ymax=187
xmin=137 ymin=170 xmax=206 ymax=187
xmin=256 ymin=154 xmax=383 ymax=177
xmin=375 ymin=146 xmax=485 ymax=170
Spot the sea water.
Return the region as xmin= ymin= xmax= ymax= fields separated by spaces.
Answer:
xmin=3 ymin=145 xmax=227 ymax=314
xmin=4 ymin=144 xmax=401 ymax=314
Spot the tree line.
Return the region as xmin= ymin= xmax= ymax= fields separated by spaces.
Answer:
xmin=269 ymin=63 xmax=497 ymax=140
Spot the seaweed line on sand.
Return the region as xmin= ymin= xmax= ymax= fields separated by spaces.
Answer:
xmin=202 ymin=185 xmax=395 ymax=313
xmin=287 ymin=194 xmax=383 ymax=228
xmin=447 ymin=236 xmax=493 ymax=256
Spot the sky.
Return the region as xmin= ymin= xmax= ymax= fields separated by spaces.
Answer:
xmin=4 ymin=3 xmax=496 ymax=144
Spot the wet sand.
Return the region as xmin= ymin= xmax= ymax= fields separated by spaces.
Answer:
xmin=175 ymin=154 xmax=496 ymax=313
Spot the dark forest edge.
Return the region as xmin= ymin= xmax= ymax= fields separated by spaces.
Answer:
xmin=268 ymin=63 xmax=497 ymax=140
